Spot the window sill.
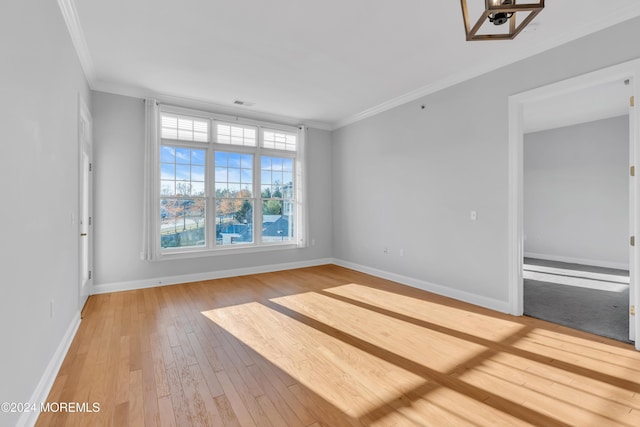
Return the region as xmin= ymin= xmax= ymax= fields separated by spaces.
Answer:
xmin=155 ymin=243 xmax=300 ymax=261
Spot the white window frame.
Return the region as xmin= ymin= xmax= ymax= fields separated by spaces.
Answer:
xmin=144 ymin=102 xmax=307 ymax=261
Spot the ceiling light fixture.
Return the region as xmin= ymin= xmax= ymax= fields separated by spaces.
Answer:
xmin=461 ymin=0 xmax=544 ymax=41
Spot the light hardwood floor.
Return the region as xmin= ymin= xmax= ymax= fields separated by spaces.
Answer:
xmin=36 ymin=265 xmax=640 ymax=426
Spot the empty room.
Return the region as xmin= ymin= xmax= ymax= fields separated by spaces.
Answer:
xmin=3 ymin=1 xmax=640 ymax=426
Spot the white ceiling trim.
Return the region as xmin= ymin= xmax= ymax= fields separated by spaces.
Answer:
xmin=59 ymin=1 xmax=640 ymax=131
xmin=92 ymin=80 xmax=334 ymax=131
xmin=57 ymin=0 xmax=332 ymax=130
xmin=334 ymin=4 xmax=640 ymax=130
xmin=57 ymin=0 xmax=96 ymax=85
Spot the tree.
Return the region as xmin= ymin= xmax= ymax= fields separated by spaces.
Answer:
xmin=263 ymin=200 xmax=281 ymax=215
xmin=161 ymin=199 xmax=182 ymax=233
xmin=235 ymin=200 xmax=253 ymax=223
xmin=191 ymin=198 xmax=205 ymax=229
xmin=216 ymin=188 xmax=253 ymax=225
xmin=174 ymin=183 xmax=194 ymax=231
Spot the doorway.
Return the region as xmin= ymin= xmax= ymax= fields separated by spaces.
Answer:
xmin=508 ymin=59 xmax=640 ymax=349
xmin=78 ymin=97 xmax=93 ymax=310
xmin=523 ymin=111 xmax=630 ymax=342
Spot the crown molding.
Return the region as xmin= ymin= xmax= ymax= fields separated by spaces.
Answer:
xmin=55 ymin=0 xmax=330 ymax=129
xmin=92 ymin=80 xmax=334 ymax=131
xmin=333 ymin=4 xmax=640 ymax=130
xmin=57 ymin=0 xmax=96 ymax=85
xmin=56 ymin=0 xmax=640 ymax=132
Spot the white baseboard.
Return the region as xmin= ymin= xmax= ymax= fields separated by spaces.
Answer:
xmin=92 ymin=258 xmax=335 ymax=294
xmin=17 ymin=312 xmax=81 ymax=427
xmin=94 ymin=256 xmax=512 ymax=313
xmin=524 ymin=252 xmax=629 ymax=271
xmin=332 ymin=258 xmax=511 ymax=314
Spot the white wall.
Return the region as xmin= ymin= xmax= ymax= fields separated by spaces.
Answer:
xmin=332 ymin=17 xmax=640 ymax=309
xmin=0 ymin=1 xmax=90 ymax=426
xmin=92 ymin=91 xmax=333 ymax=289
xmin=524 ymin=116 xmax=629 ymax=269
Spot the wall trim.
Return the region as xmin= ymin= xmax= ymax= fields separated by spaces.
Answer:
xmin=94 ymin=256 xmax=512 ymax=314
xmin=17 ymin=312 xmax=81 ymax=427
xmin=92 ymin=258 xmax=335 ymax=294
xmin=92 ymin=87 xmax=333 ymax=131
xmin=334 ymin=5 xmax=640 ymax=130
xmin=57 ymin=1 xmax=640 ymax=132
xmin=57 ymin=0 xmax=96 ymax=85
xmin=332 ymin=258 xmax=511 ymax=314
xmin=524 ymin=252 xmax=629 ymax=271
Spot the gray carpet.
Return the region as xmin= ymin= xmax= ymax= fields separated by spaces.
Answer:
xmin=523 ymin=258 xmax=631 ymax=343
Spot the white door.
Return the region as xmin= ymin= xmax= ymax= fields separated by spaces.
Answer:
xmin=79 ymin=99 xmax=93 ymax=309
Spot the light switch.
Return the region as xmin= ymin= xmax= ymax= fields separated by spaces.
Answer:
xmin=470 ymin=210 xmax=477 ymax=221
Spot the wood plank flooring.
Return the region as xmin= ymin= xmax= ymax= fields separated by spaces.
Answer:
xmin=36 ymin=265 xmax=640 ymax=426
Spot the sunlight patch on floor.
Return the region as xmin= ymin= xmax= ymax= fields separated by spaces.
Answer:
xmin=523 ymin=327 xmax=639 ymax=363
xmin=513 ymin=328 xmax=640 ymax=383
xmin=524 ymin=264 xmax=629 ymax=283
xmin=200 ymin=284 xmax=640 ymax=426
xmin=201 ymin=300 xmax=429 ymax=418
xmin=455 ymin=360 xmax=612 ymax=426
xmin=271 ymin=290 xmax=491 ymax=372
xmin=523 ymin=270 xmax=629 ymax=292
xmin=323 ymin=283 xmax=527 ymax=342
xmin=524 ymin=263 xmax=629 ymax=292
xmin=455 ymin=331 xmax=640 ymax=426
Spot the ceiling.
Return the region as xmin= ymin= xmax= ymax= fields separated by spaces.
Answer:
xmin=524 ymin=79 xmax=632 ymax=133
xmin=60 ymin=0 xmax=640 ymax=129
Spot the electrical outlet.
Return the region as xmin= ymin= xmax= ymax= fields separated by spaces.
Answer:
xmin=50 ymin=300 xmax=54 ymax=318
xmin=383 ymin=247 xmax=389 ymax=254
xmin=400 ymin=248 xmax=405 ymax=257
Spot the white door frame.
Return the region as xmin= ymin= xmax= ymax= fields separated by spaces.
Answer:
xmin=78 ymin=95 xmax=93 ymax=309
xmin=508 ymin=58 xmax=640 ymax=350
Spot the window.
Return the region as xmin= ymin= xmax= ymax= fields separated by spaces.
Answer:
xmin=215 ymin=151 xmax=254 ymax=246
xmin=161 ymin=113 xmax=209 ymax=142
xmin=145 ymin=104 xmax=305 ymax=259
xmin=261 ymin=155 xmax=295 ymax=243
xmin=160 ymin=146 xmax=207 ymax=249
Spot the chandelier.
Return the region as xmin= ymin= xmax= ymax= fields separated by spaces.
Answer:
xmin=461 ymin=0 xmax=545 ymax=41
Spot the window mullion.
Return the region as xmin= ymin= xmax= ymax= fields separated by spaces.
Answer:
xmin=207 ymin=142 xmax=216 ymax=250
xmin=255 ymin=144 xmax=263 ymax=245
